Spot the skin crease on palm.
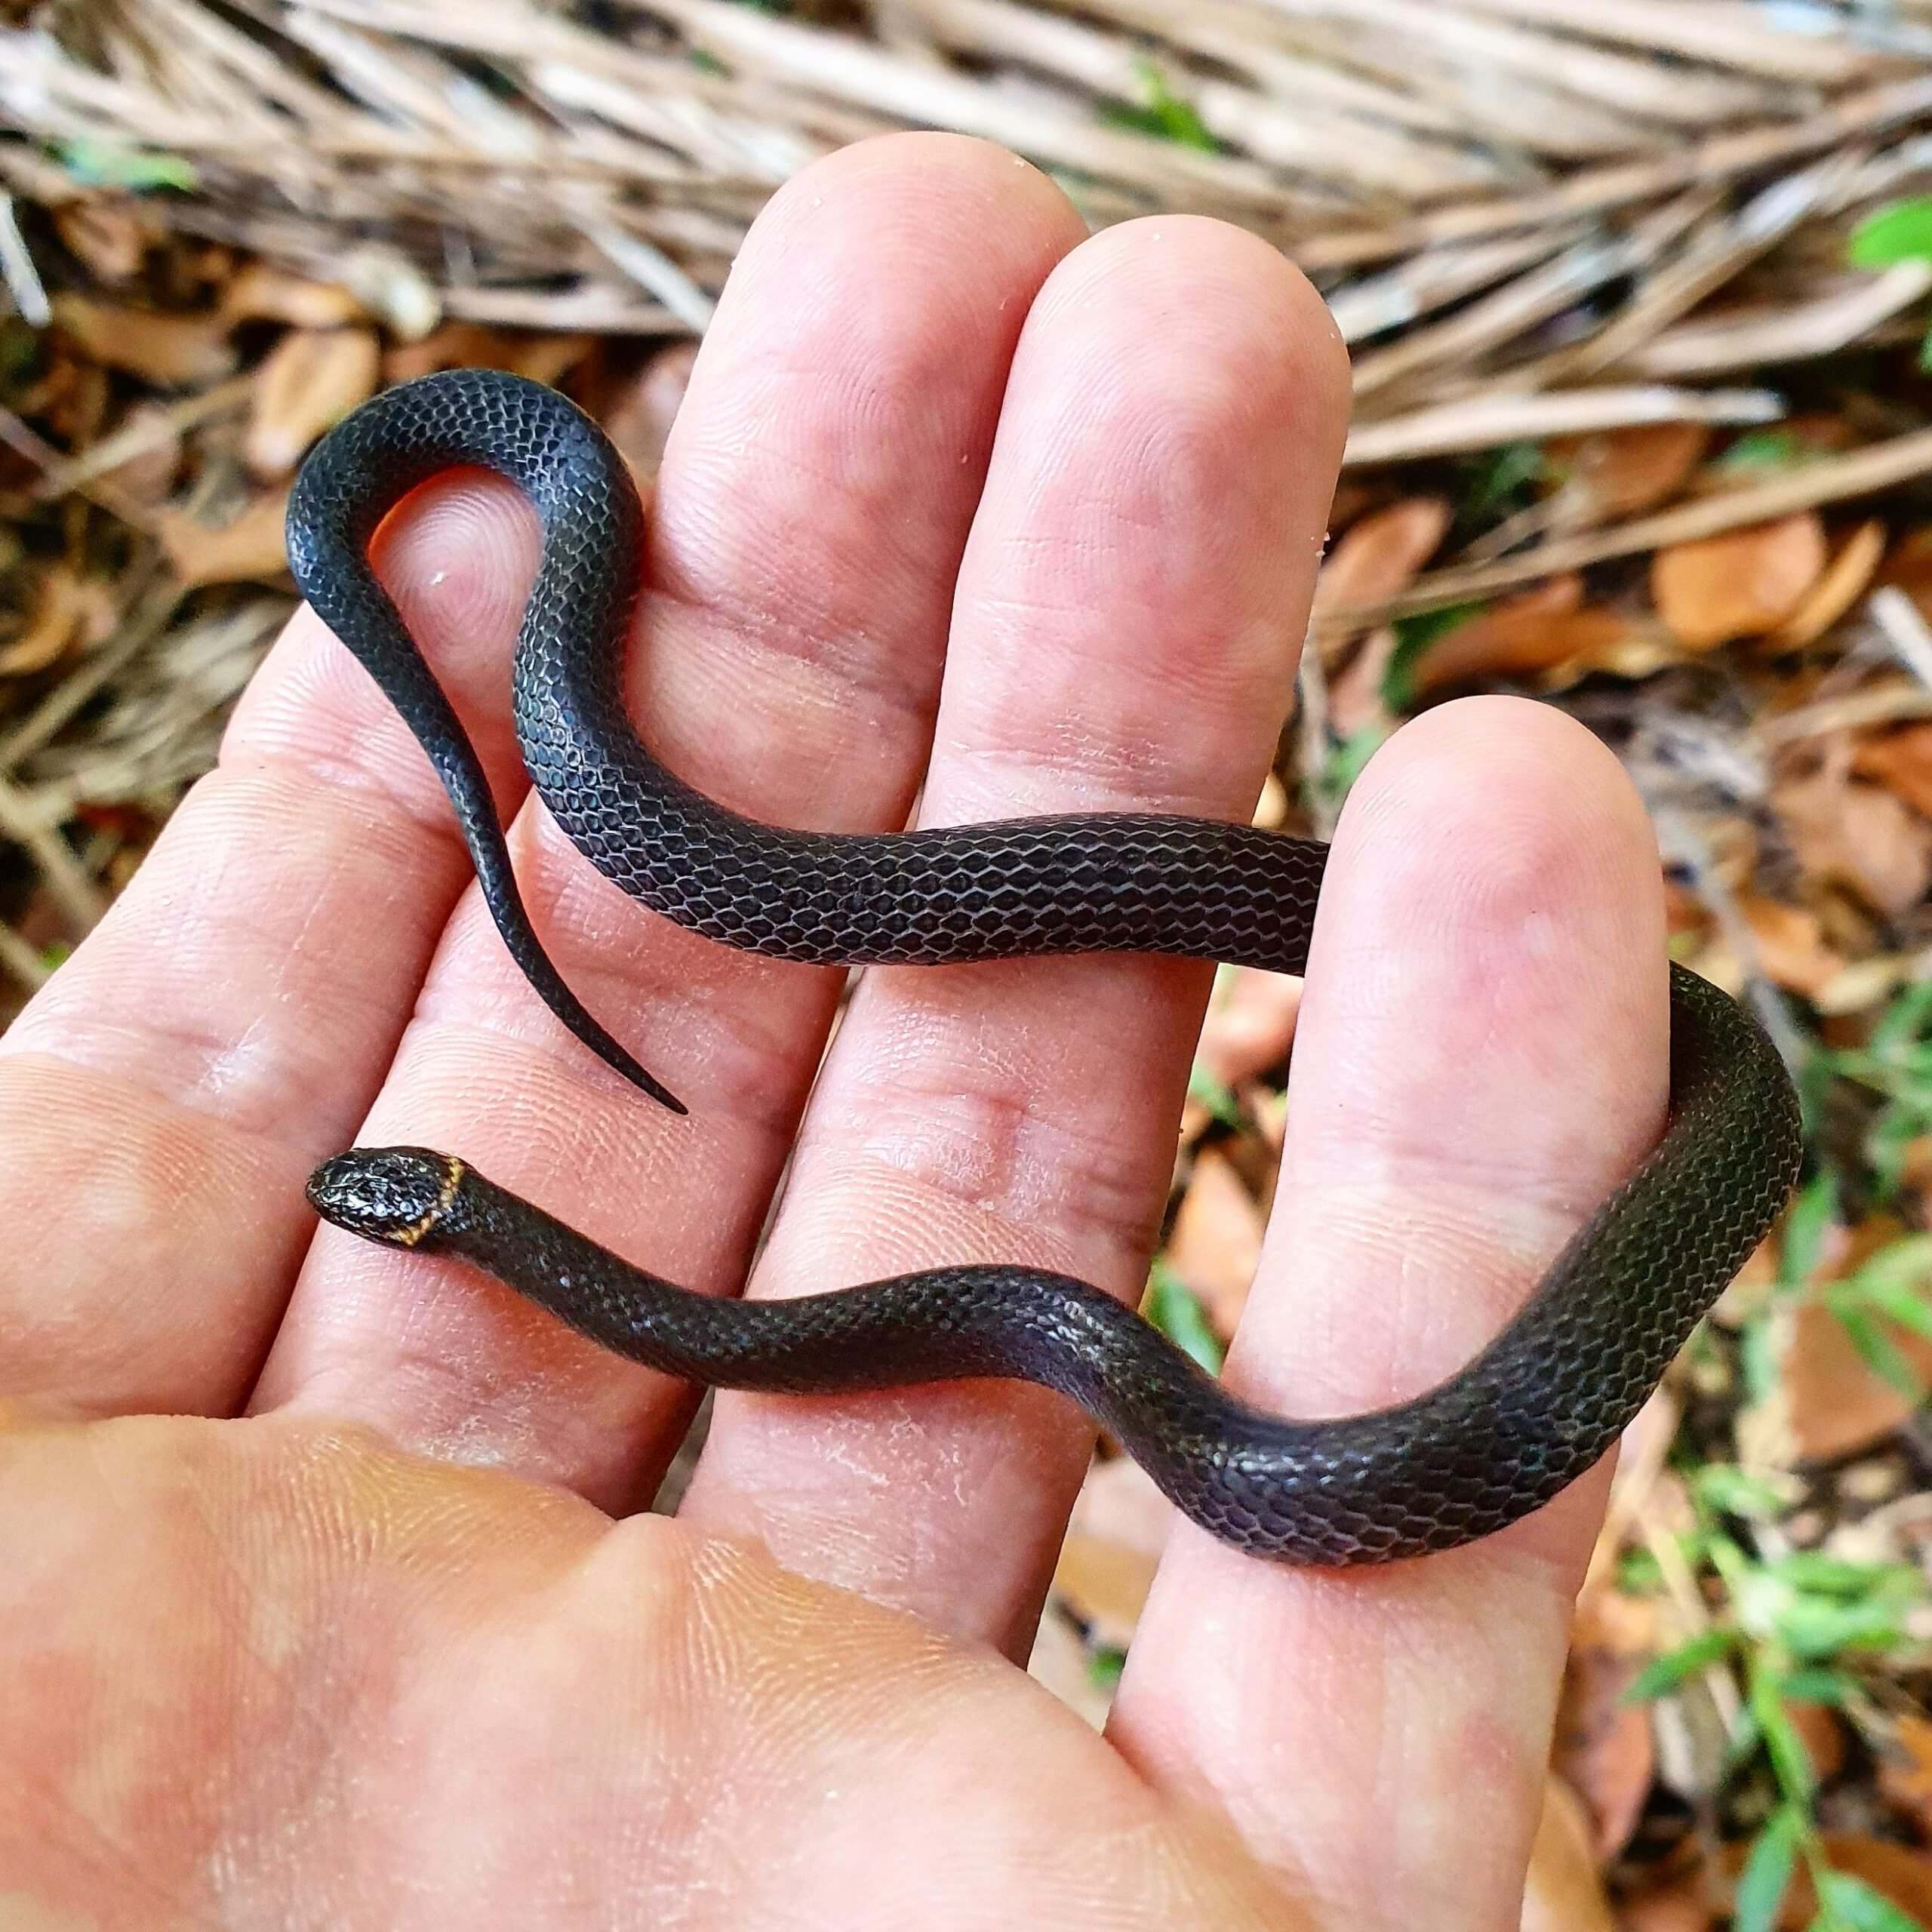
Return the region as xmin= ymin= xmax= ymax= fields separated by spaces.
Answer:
xmin=0 ymin=134 xmax=1675 ymax=1930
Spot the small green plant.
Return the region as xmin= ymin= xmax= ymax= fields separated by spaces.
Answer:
xmin=1306 ymin=722 xmax=1389 ymax=820
xmin=1186 ymin=1062 xmax=1244 ymax=1129
xmin=1143 ymin=1258 xmax=1224 ymax=1374
xmin=1625 ymin=1458 xmax=1928 ymax=1932
xmin=51 ymin=138 xmax=197 ymax=192
xmin=1847 ymin=197 xmax=1932 ymax=374
xmin=1816 ymin=979 xmax=1932 ymax=1202
xmin=1100 ymin=59 xmax=1219 ymax=152
xmin=1380 ymin=601 xmax=1484 ymax=712
xmin=1457 ymin=438 xmax=1544 ymax=525
xmin=1715 ymin=428 xmax=1817 ymax=474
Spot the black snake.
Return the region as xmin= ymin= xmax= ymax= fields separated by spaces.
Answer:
xmin=290 ymin=368 xmax=1801 ymax=1565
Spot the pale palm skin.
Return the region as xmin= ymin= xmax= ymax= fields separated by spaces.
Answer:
xmin=0 ymin=135 xmax=1670 ymax=1929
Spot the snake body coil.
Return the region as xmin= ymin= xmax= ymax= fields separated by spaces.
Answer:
xmin=291 ymin=368 xmax=1802 ymax=1565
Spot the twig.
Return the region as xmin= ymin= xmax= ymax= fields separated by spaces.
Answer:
xmin=31 ymin=374 xmax=256 ymax=501
xmin=0 ymin=918 xmax=54 ymax=997
xmin=1343 ymin=385 xmax=1782 ymax=468
xmin=1320 ymin=425 xmax=1932 ymax=632
xmin=0 ymin=190 xmax=49 ymax=327
xmin=1755 ymin=681 xmax=1932 ymax=747
xmin=1295 ymin=637 xmax=1337 ymax=838
xmin=1631 ymin=261 xmax=1932 ymax=381
xmin=0 ymin=405 xmax=158 ymax=531
xmin=0 ymin=774 xmax=106 ymax=933
xmin=1868 ymin=586 xmax=1932 ymax=692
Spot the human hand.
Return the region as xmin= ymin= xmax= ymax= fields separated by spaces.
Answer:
xmin=0 ymin=134 xmax=1669 ymax=1929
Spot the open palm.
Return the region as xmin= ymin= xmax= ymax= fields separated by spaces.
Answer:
xmin=0 ymin=134 xmax=1671 ymax=1929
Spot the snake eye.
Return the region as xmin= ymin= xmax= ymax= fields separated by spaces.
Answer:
xmin=306 ymin=1147 xmax=462 ymax=1247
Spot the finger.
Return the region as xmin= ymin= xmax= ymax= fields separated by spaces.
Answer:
xmin=678 ymin=217 xmax=1349 ymax=1645
xmin=256 ymin=137 xmax=1089 ymax=1510
xmin=1108 ymin=698 xmax=1669 ymax=1927
xmin=0 ymin=480 xmax=546 ymax=1415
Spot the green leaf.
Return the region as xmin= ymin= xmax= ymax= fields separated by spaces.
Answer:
xmin=1381 ymin=601 xmax=1484 ymax=711
xmin=1088 ymin=1645 xmax=1127 ymax=1690
xmin=1919 ymin=325 xmax=1932 ymax=379
xmin=1742 ymin=1312 xmax=1783 ymax=1406
xmin=1777 ymin=1666 xmax=1861 ymax=1706
xmin=38 ymin=940 xmax=70 ymax=972
xmin=1734 ymin=1805 xmax=1805 ymax=1932
xmin=1458 ymin=440 xmax=1543 ymax=521
xmin=1623 ymin=1627 xmax=1737 ymax=1702
xmin=1780 ymin=1171 xmax=1838 ymax=1289
xmin=1751 ymin=1653 xmax=1817 ymax=1801
xmin=1827 ymin=1300 xmax=1927 ymax=1404
xmin=1771 ymin=1552 xmax=1913 ymax=1598
xmin=1186 ymin=1065 xmax=1244 ymax=1129
xmin=1309 ymin=724 xmax=1389 ymax=817
xmin=1617 ymin=1546 xmax=1664 ymax=1594
xmin=51 ymin=138 xmax=197 ymax=192
xmin=1143 ymin=1260 xmax=1225 ymax=1374
xmin=1694 ymin=1463 xmax=1793 ymax=1521
xmin=1849 ymin=197 xmax=1932 ymax=269
xmin=1100 ymin=59 xmax=1220 ymax=152
xmin=1716 ymin=428 xmax=1810 ymax=473
xmin=1814 ymin=1872 xmax=1926 ymax=1932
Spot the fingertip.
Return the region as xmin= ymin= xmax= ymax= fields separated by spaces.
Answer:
xmin=1329 ymin=695 xmax=1666 ymax=1048
xmin=368 ymin=472 xmax=543 ymax=680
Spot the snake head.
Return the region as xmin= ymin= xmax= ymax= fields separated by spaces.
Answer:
xmin=306 ymin=1147 xmax=466 ymax=1248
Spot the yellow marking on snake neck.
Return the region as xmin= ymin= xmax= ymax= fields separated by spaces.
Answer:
xmin=393 ymin=1156 xmax=466 ymax=1247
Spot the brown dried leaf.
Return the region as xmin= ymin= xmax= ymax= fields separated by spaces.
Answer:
xmin=1166 ymin=1148 xmax=1264 ymax=1339
xmin=1778 ymin=1301 xmax=1932 ymax=1463
xmin=1766 ymin=520 xmax=1886 ymax=651
xmin=1783 ymin=1695 xmax=1846 ymax=1785
xmin=1737 ymin=895 xmax=1844 ymax=999
xmin=1196 ymin=968 xmax=1302 ymax=1089
xmin=1652 ymin=513 xmax=1827 ymax=651
xmin=1407 ymin=574 xmax=1635 ymax=698
xmin=602 ymin=342 xmax=700 ymax=480
xmin=156 ymin=488 xmax=291 ymax=588
xmin=1051 ymin=1532 xmax=1155 ymax=1651
xmin=94 ymin=399 xmax=183 ymax=506
xmin=245 ymin=328 xmax=381 ymax=479
xmin=1769 ymin=1835 xmax=1932 ymax=1929
xmin=1312 ymin=497 xmax=1451 ymax=620
xmin=52 ymin=202 xmax=149 ymax=284
xmin=51 ymin=294 xmax=235 ymax=388
xmin=1617 ymin=1877 xmax=1716 ymax=1932
xmin=1327 ymin=626 xmax=1397 ymax=738
xmin=1852 ymin=722 xmax=1932 ymax=821
xmin=0 ymin=568 xmax=113 ymax=675
xmin=1520 ymin=1776 xmax=1617 ymax=1932
xmin=1553 ymin=1630 xmax=1655 ymax=1860
xmin=1879 ymin=526 xmax=1932 ymax=620
xmin=383 ymin=323 xmax=590 ymax=388
xmin=1548 ymin=420 xmax=1709 ymax=523
xmin=1774 ymin=767 xmax=1932 ymax=918
xmin=1877 ymin=1712 xmax=1932 ymax=1832
xmin=1070 ymin=1455 xmax=1174 ymax=1560
xmin=221 ymin=263 xmax=367 ymax=329
xmin=1026 ymin=1607 xmax=1113 ymax=1729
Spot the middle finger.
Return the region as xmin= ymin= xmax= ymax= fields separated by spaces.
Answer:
xmin=680 ymin=215 xmax=1349 ymax=1645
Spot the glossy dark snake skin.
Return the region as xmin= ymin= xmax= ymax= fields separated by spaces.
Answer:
xmin=291 ymin=368 xmax=1802 ymax=1565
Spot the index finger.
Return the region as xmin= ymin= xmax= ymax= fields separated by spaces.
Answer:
xmin=0 ymin=479 xmax=543 ymax=1414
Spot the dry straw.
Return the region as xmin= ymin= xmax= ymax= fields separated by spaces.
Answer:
xmin=4 ymin=0 xmax=1932 ymax=965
